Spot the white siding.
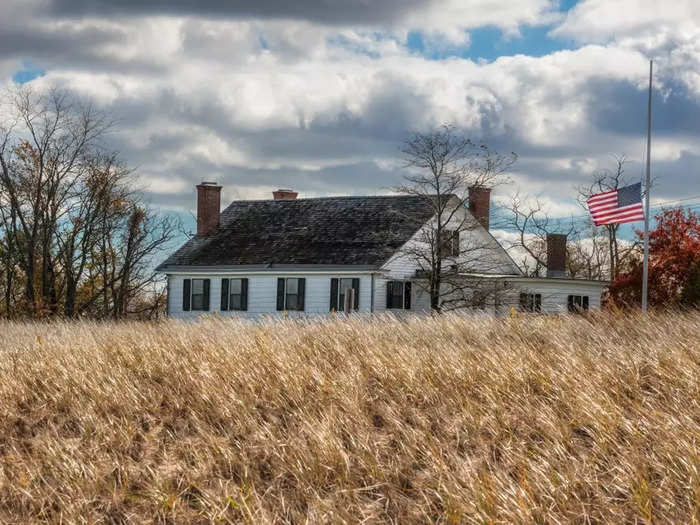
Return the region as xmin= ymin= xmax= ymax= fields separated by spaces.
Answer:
xmin=167 ymin=273 xmax=606 ymax=319
xmin=373 ymin=202 xmax=520 ymax=315
xmin=373 ymin=277 xmax=431 ymax=314
xmin=380 ymin=203 xmax=521 ymax=279
xmin=370 ymin=278 xmax=606 ymax=317
xmin=167 ymin=273 xmax=374 ymax=319
xmin=507 ymin=280 xmax=606 ymax=314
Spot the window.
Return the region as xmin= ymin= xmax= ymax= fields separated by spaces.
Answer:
xmin=330 ymin=278 xmax=360 ymax=312
xmin=440 ymin=230 xmax=460 ymax=258
xmin=567 ymin=295 xmax=589 ymax=313
xmin=472 ymin=289 xmax=486 ymax=309
xmin=519 ymin=293 xmax=542 ymax=312
xmin=386 ymin=280 xmax=411 ymax=310
xmin=221 ymin=278 xmax=248 ymax=311
xmin=182 ymin=278 xmax=210 ymax=312
xmin=277 ymin=278 xmax=305 ymax=311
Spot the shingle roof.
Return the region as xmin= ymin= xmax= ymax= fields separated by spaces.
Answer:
xmin=157 ymin=195 xmax=440 ymax=270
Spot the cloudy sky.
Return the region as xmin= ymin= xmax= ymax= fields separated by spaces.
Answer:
xmin=2 ymin=0 xmax=699 ymax=231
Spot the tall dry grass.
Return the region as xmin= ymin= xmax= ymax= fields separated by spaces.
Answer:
xmin=0 ymin=311 xmax=698 ymax=523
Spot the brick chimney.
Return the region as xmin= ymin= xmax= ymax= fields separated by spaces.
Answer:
xmin=468 ymin=186 xmax=491 ymax=230
xmin=273 ymin=189 xmax=298 ymax=200
xmin=546 ymin=233 xmax=567 ymax=278
xmin=196 ymin=181 xmax=221 ymax=236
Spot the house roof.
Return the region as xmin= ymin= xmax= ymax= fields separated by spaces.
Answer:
xmin=157 ymin=195 xmax=441 ymax=270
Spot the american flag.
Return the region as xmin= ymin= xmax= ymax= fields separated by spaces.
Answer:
xmin=587 ymin=182 xmax=645 ymax=226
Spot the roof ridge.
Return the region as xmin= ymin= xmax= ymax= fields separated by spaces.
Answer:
xmin=223 ymin=194 xmax=429 ymax=204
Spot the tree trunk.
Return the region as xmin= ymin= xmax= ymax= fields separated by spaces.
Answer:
xmin=23 ymin=241 xmax=36 ymax=314
xmin=65 ymin=274 xmax=76 ymax=318
xmin=3 ymin=263 xmax=12 ymax=317
xmin=431 ymin=259 xmax=442 ymax=312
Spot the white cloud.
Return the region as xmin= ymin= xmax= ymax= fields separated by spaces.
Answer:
xmin=553 ymin=0 xmax=700 ymax=44
xmin=1 ymin=0 xmax=699 ymax=213
xmin=401 ymin=0 xmax=559 ymax=39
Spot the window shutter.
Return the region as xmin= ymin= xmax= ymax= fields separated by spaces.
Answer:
xmin=241 ymin=279 xmax=248 ymax=311
xmin=352 ymin=278 xmax=360 ymax=310
xmin=567 ymin=295 xmax=574 ymax=312
xmin=203 ymin=279 xmax=210 ymax=311
xmin=330 ymin=278 xmax=339 ymax=311
xmin=535 ymin=294 xmax=541 ymax=312
xmin=582 ymin=296 xmax=589 ymax=311
xmin=298 ymin=278 xmax=306 ymax=311
xmin=182 ymin=279 xmax=191 ymax=311
xmin=277 ymin=278 xmax=285 ymax=311
xmin=439 ymin=230 xmax=449 ymax=258
xmin=519 ymin=293 xmax=528 ymax=310
xmin=386 ymin=281 xmax=393 ymax=309
xmin=404 ymin=281 xmax=411 ymax=310
xmin=220 ymin=278 xmax=229 ymax=311
xmin=452 ymin=231 xmax=460 ymax=256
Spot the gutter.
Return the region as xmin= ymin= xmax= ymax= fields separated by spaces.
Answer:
xmin=158 ymin=264 xmax=380 ymax=273
xmin=162 ymin=268 xmax=382 ymax=276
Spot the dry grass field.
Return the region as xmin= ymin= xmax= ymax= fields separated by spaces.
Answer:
xmin=0 ymin=311 xmax=698 ymax=524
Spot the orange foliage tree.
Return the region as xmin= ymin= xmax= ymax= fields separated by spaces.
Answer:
xmin=607 ymin=208 xmax=700 ymax=308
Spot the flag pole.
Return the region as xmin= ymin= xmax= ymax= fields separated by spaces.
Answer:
xmin=642 ymin=60 xmax=652 ymax=313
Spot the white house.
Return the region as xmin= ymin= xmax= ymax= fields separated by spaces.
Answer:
xmin=157 ymin=183 xmax=608 ymax=318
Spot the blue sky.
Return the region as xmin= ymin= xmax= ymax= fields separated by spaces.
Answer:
xmin=12 ymin=61 xmax=45 ymax=84
xmin=407 ymin=1 xmax=580 ymax=62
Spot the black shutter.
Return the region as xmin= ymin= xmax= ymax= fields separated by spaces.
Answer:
xmin=404 ymin=281 xmax=411 ymax=310
xmin=241 ymin=279 xmax=248 ymax=311
xmin=535 ymin=294 xmax=541 ymax=312
xmin=203 ymin=279 xmax=210 ymax=311
xmin=519 ymin=293 xmax=528 ymax=311
xmin=330 ymin=278 xmax=339 ymax=312
xmin=182 ymin=279 xmax=191 ymax=311
xmin=452 ymin=231 xmax=460 ymax=256
xmin=567 ymin=295 xmax=574 ymax=312
xmin=386 ymin=281 xmax=393 ymax=309
xmin=582 ymin=296 xmax=589 ymax=311
xmin=352 ymin=278 xmax=360 ymax=310
xmin=277 ymin=278 xmax=285 ymax=311
xmin=221 ymin=278 xmax=229 ymax=311
xmin=298 ymin=278 xmax=306 ymax=311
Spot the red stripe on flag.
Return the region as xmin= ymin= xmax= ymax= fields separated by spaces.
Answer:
xmin=591 ymin=202 xmax=644 ymax=219
xmin=594 ymin=209 xmax=645 ymax=225
xmin=596 ymin=213 xmax=644 ymax=226
xmin=593 ymin=208 xmax=644 ymax=222
xmin=589 ymin=199 xmax=617 ymax=209
xmin=589 ymin=205 xmax=617 ymax=215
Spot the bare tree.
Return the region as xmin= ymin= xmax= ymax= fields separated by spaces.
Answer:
xmin=500 ymin=192 xmax=613 ymax=280
xmin=499 ymin=193 xmax=578 ymax=276
xmin=0 ymin=85 xmax=177 ymax=319
xmin=395 ymin=125 xmax=516 ymax=312
xmin=0 ymin=87 xmax=111 ymax=314
xmin=567 ymin=220 xmax=611 ymax=280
